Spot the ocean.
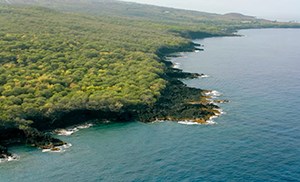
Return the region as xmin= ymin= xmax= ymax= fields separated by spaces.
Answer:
xmin=1 ymin=29 xmax=299 ymax=182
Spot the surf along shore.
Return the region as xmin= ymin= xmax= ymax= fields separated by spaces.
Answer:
xmin=0 ymin=31 xmax=229 ymax=162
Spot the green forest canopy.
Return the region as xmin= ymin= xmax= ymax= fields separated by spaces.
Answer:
xmin=0 ymin=1 xmax=299 ymax=129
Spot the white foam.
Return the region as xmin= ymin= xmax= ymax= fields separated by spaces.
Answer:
xmin=178 ymin=121 xmax=201 ymax=125
xmin=199 ymin=74 xmax=209 ymax=78
xmin=172 ymin=62 xmax=181 ymax=69
xmin=54 ymin=128 xmax=79 ymax=136
xmin=77 ymin=123 xmax=93 ymax=129
xmin=54 ymin=122 xmax=95 ymax=136
xmin=151 ymin=119 xmax=165 ymax=123
xmin=215 ymin=108 xmax=226 ymax=116
xmin=204 ymin=90 xmax=222 ymax=98
xmin=205 ymin=119 xmax=217 ymax=125
xmin=42 ymin=143 xmax=72 ymax=153
xmin=204 ymin=115 xmax=219 ymax=125
xmin=0 ymin=154 xmax=19 ymax=163
xmin=205 ymin=108 xmax=227 ymax=124
xmin=211 ymin=90 xmax=221 ymax=97
xmin=178 ymin=120 xmax=217 ymax=125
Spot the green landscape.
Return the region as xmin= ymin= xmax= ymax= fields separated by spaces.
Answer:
xmin=1 ymin=0 xmax=299 ymax=158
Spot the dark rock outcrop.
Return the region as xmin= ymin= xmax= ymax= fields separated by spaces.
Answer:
xmin=0 ymin=145 xmax=11 ymax=159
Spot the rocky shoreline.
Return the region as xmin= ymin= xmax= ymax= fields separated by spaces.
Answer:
xmin=0 ymin=35 xmax=227 ymax=162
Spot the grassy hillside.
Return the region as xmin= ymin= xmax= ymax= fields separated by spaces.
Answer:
xmin=1 ymin=0 xmax=299 ymax=32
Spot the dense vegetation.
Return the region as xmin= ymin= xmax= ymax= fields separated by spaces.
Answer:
xmin=0 ymin=0 xmax=299 ymax=155
xmin=0 ymin=5 xmax=190 ymax=129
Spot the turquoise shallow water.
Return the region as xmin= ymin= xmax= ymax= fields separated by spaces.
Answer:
xmin=1 ymin=29 xmax=300 ymax=182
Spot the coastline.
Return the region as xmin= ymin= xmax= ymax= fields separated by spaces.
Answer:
xmin=2 ymin=27 xmax=300 ymax=181
xmin=0 ymin=32 xmax=229 ymax=162
xmin=137 ymin=39 xmax=226 ymax=124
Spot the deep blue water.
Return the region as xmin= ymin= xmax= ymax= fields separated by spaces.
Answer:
xmin=1 ymin=29 xmax=300 ymax=182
